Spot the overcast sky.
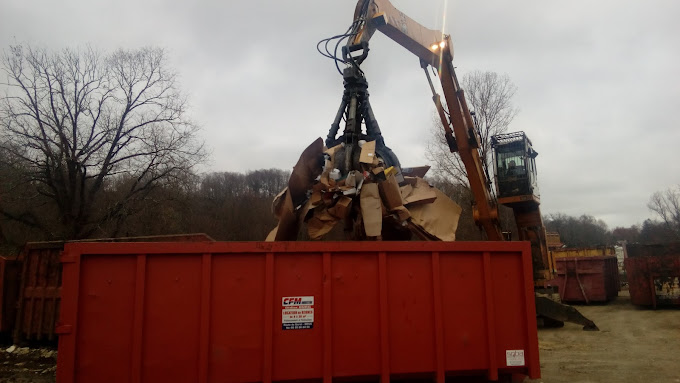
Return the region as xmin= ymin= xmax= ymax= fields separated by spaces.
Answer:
xmin=2 ymin=0 xmax=679 ymax=228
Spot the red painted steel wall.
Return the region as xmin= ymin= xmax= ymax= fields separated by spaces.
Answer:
xmin=554 ymin=256 xmax=619 ymax=303
xmin=13 ymin=234 xmax=214 ymax=343
xmin=56 ymin=241 xmax=540 ymax=383
xmin=625 ymin=255 xmax=680 ymax=307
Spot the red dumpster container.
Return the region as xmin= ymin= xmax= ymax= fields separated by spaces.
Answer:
xmin=625 ymin=243 xmax=680 ymax=308
xmin=56 ymin=241 xmax=540 ymax=383
xmin=14 ymin=234 xmax=214 ymax=343
xmin=554 ymin=256 xmax=619 ymax=303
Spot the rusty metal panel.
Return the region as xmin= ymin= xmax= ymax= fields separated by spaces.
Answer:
xmin=625 ymin=243 xmax=680 ymax=307
xmin=546 ymin=232 xmax=563 ymax=249
xmin=626 ymin=242 xmax=680 ymax=258
xmin=551 ymin=246 xmax=616 ymax=259
xmin=0 ymin=256 xmax=21 ymax=334
xmin=554 ymin=256 xmax=619 ymax=303
xmin=15 ymin=243 xmax=63 ymax=343
xmin=56 ymin=241 xmax=540 ymax=383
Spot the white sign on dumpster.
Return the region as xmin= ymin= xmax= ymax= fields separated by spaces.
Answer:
xmin=282 ymin=296 xmax=314 ymax=330
xmin=506 ymin=349 xmax=525 ymax=366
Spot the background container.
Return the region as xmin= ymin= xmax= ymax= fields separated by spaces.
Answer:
xmin=625 ymin=243 xmax=680 ymax=308
xmin=550 ymin=246 xmax=615 ymax=260
xmin=15 ymin=242 xmax=63 ymax=343
xmin=56 ymin=241 xmax=540 ymax=383
xmin=554 ymin=256 xmax=620 ymax=303
xmin=0 ymin=255 xmax=20 ymax=335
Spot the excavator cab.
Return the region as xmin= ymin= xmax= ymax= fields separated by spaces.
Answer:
xmin=492 ymin=132 xmax=540 ymax=203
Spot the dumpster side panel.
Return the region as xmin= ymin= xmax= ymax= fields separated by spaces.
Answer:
xmin=555 ymin=256 xmax=619 ymax=303
xmin=626 ymin=257 xmax=653 ymax=306
xmin=57 ymin=241 xmax=540 ymax=383
xmin=551 ymin=246 xmax=616 ymax=259
xmin=625 ymin=255 xmax=680 ymax=307
xmin=491 ymin=253 xmax=534 ymax=371
xmin=142 ymin=255 xmax=202 ymax=383
xmin=17 ymin=244 xmax=63 ymax=343
xmin=75 ymin=255 xmax=137 ymax=383
xmin=272 ymin=253 xmax=324 ymax=381
xmin=386 ymin=253 xmax=436 ymax=375
xmin=441 ymin=253 xmax=488 ymax=371
xmin=209 ymin=254 xmax=266 ymax=382
xmin=331 ymin=253 xmax=381 ymax=377
xmin=626 ymin=242 xmax=680 ymax=258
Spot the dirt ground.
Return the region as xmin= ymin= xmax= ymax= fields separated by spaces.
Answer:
xmin=528 ymin=289 xmax=680 ymax=383
xmin=0 ymin=347 xmax=56 ymax=383
xmin=0 ymin=290 xmax=677 ymax=383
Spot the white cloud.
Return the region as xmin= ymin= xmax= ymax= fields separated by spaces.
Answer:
xmin=2 ymin=0 xmax=679 ymax=227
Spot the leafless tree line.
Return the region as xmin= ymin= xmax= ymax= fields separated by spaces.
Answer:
xmin=0 ymin=167 xmax=289 ymax=247
xmin=0 ymin=44 xmax=205 ymax=239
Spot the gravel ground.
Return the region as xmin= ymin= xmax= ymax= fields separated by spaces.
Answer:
xmin=0 ymin=346 xmax=56 ymax=383
xmin=528 ymin=289 xmax=680 ymax=383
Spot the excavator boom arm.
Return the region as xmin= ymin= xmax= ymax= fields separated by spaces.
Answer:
xmin=352 ymin=0 xmax=444 ymax=67
xmin=340 ymin=0 xmax=598 ymax=331
xmin=351 ymin=0 xmax=503 ymax=240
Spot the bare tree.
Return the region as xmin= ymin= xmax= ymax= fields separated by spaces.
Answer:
xmin=426 ymin=70 xmax=518 ymax=188
xmin=648 ymin=185 xmax=680 ymax=238
xmin=639 ymin=219 xmax=677 ymax=244
xmin=544 ymin=213 xmax=612 ymax=247
xmin=0 ymin=45 xmax=206 ymax=239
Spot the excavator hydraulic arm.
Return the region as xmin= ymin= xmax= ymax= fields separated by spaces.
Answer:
xmin=351 ymin=0 xmax=503 ymax=241
xmin=346 ymin=0 xmax=598 ymax=330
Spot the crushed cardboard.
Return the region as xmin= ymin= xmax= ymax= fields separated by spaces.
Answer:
xmin=271 ymin=187 xmax=288 ymax=219
xmin=265 ymin=226 xmax=278 ymax=241
xmin=345 ymin=170 xmax=358 ymax=188
xmin=393 ymin=166 xmax=405 ymax=184
xmin=391 ymin=205 xmax=411 ymax=221
xmin=289 ymin=138 xmax=324 ymax=206
xmin=378 ymin=174 xmax=404 ymax=210
xmin=307 ymin=207 xmax=340 ymax=240
xmin=401 ymin=166 xmax=431 ymax=178
xmin=408 ymin=187 xmax=462 ymax=241
xmin=328 ymin=195 xmax=353 ymax=220
xmin=272 ymin=189 xmax=299 ymax=241
xmin=325 ymin=143 xmax=344 ymax=160
xmin=360 ymin=183 xmax=382 ymax=237
xmin=267 ymin=137 xmax=461 ymax=242
xmin=402 ymin=177 xmax=437 ymax=205
xmin=359 ymin=140 xmax=377 ymax=164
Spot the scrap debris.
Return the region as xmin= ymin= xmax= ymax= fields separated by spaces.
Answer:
xmin=267 ymin=138 xmax=462 ymax=241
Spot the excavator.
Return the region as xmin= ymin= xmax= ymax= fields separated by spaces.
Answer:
xmin=319 ymin=0 xmax=598 ymax=330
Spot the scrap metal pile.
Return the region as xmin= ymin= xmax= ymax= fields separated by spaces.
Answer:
xmin=266 ymin=137 xmax=462 ymax=241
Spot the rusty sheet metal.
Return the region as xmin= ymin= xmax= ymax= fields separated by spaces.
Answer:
xmin=546 ymin=232 xmax=563 ymax=249
xmin=0 ymin=255 xmax=20 ymax=334
xmin=625 ymin=246 xmax=680 ymax=308
xmin=626 ymin=242 xmax=680 ymax=258
xmin=551 ymin=246 xmax=615 ymax=260
xmin=554 ymin=256 xmax=620 ymax=303
xmin=15 ymin=244 xmax=62 ymax=342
